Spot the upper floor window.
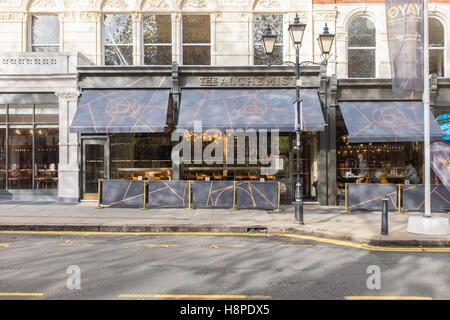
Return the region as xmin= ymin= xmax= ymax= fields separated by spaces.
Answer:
xmin=253 ymin=14 xmax=283 ymax=65
xmin=143 ymin=14 xmax=172 ymax=65
xmin=31 ymin=15 xmax=60 ymax=52
xmin=103 ymin=14 xmax=133 ymax=65
xmin=429 ymin=17 xmax=445 ymax=76
xmin=182 ymin=15 xmax=210 ymax=65
xmin=347 ymin=16 xmax=376 ymax=78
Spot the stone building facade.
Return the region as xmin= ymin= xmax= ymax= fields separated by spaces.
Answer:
xmin=0 ymin=0 xmax=448 ymax=76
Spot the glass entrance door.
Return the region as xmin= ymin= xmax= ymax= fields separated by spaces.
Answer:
xmin=82 ymin=138 xmax=108 ymax=200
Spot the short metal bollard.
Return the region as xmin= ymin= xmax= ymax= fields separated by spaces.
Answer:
xmin=381 ymin=196 xmax=389 ymax=235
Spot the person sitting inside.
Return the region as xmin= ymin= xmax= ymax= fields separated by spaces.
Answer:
xmin=403 ymin=161 xmax=419 ymax=184
xmin=371 ymin=168 xmax=388 ymax=184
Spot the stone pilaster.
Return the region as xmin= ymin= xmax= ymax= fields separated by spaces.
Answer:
xmin=55 ymin=90 xmax=81 ymax=201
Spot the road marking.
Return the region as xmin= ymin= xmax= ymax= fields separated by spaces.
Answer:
xmin=211 ymin=244 xmax=245 ymax=249
xmin=0 ymin=293 xmax=44 ymax=297
xmin=61 ymin=240 xmax=93 ymax=246
xmin=118 ymin=294 xmax=271 ymax=299
xmin=1 ymin=230 xmax=449 ymax=253
xmin=0 ymin=243 xmax=10 ymax=248
xmin=345 ymin=296 xmax=432 ymax=300
xmin=280 ymin=244 xmax=313 ymax=247
xmin=145 ymin=244 xmax=178 ymax=248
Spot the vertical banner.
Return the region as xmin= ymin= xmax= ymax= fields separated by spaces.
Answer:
xmin=385 ymin=0 xmax=424 ymax=91
xmin=430 ymin=142 xmax=450 ymax=192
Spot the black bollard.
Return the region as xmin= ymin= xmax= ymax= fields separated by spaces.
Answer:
xmin=381 ymin=196 xmax=389 ymax=235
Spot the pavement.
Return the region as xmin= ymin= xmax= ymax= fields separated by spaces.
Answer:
xmin=0 ymin=200 xmax=449 ymax=246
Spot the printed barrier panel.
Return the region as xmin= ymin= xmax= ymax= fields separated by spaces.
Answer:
xmin=347 ymin=183 xmax=398 ymax=211
xmin=402 ymin=184 xmax=450 ymax=211
xmin=101 ymin=179 xmax=144 ymax=207
xmin=192 ymin=181 xmax=234 ymax=208
xmin=236 ymin=181 xmax=278 ymax=209
xmin=148 ymin=180 xmax=189 ymax=208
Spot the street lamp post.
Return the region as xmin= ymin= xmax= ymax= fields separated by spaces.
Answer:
xmin=262 ymin=14 xmax=334 ymax=224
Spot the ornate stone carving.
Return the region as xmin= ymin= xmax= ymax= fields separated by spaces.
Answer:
xmin=64 ymin=0 xmax=98 ymax=7
xmin=0 ymin=0 xmax=21 ymax=7
xmin=181 ymin=0 xmax=207 ymax=9
xmin=217 ymin=0 xmax=246 ymax=6
xmin=254 ymin=0 xmax=280 ymax=9
xmin=142 ymin=0 xmax=169 ymax=9
xmin=55 ymin=90 xmax=81 ymax=101
xmin=0 ymin=12 xmax=25 ymax=22
xmin=29 ymin=0 xmax=58 ymax=9
xmin=1 ymin=57 xmax=58 ymax=65
xmin=313 ymin=10 xmax=338 ymax=21
xmin=216 ymin=12 xmax=250 ymax=21
xmin=103 ymin=0 xmax=128 ymax=9
xmin=60 ymin=11 xmax=100 ymax=22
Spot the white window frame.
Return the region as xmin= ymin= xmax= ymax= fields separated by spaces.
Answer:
xmin=102 ymin=13 xmax=134 ymax=66
xmin=29 ymin=14 xmax=60 ymax=53
xmin=429 ymin=16 xmax=446 ymax=77
xmin=142 ymin=14 xmax=172 ymax=66
xmin=180 ymin=14 xmax=211 ymax=66
xmin=252 ymin=13 xmax=284 ymax=66
xmin=347 ymin=16 xmax=377 ymax=78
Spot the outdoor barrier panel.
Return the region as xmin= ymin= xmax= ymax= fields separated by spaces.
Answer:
xmin=347 ymin=183 xmax=398 ymax=211
xmin=236 ymin=181 xmax=278 ymax=209
xmin=402 ymin=184 xmax=450 ymax=211
xmin=147 ymin=180 xmax=189 ymax=208
xmin=101 ymin=179 xmax=145 ymax=207
xmin=192 ymin=181 xmax=234 ymax=208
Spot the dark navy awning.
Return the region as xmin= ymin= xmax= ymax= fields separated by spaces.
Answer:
xmin=70 ymin=89 xmax=170 ymax=133
xmin=177 ymin=89 xmax=325 ymax=131
xmin=339 ymin=101 xmax=445 ymax=143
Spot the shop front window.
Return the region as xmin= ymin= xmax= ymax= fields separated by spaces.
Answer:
xmin=182 ymin=15 xmax=211 ymax=65
xmin=347 ymin=16 xmax=376 ymax=78
xmin=110 ymin=133 xmax=172 ymax=180
xmin=103 ymin=14 xmax=134 ymax=65
xmin=143 ymin=14 xmax=172 ymax=65
xmin=0 ymin=104 xmax=59 ymax=190
xmin=31 ymin=15 xmax=60 ymax=52
xmin=253 ymin=14 xmax=283 ymax=65
xmin=8 ymin=127 xmax=33 ymax=189
xmin=336 ymin=109 xmax=424 ymax=188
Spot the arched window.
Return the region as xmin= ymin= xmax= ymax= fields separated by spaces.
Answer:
xmin=429 ymin=17 xmax=445 ymax=76
xmin=347 ymin=16 xmax=376 ymax=78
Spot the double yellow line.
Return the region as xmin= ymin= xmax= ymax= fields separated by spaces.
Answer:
xmin=1 ymin=230 xmax=450 ymax=253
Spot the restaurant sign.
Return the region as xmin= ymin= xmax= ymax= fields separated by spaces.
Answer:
xmin=436 ymin=114 xmax=450 ymax=141
xmin=198 ymin=76 xmax=298 ymax=87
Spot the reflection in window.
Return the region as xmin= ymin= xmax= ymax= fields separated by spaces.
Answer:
xmin=182 ymin=15 xmax=210 ymax=65
xmin=143 ymin=14 xmax=172 ymax=65
xmin=253 ymin=14 xmax=283 ymax=65
xmin=34 ymin=127 xmax=59 ymax=189
xmin=31 ymin=15 xmax=60 ymax=52
xmin=8 ymin=127 xmax=33 ymax=189
xmin=110 ymin=133 xmax=172 ymax=180
xmin=103 ymin=14 xmax=134 ymax=65
xmin=348 ymin=16 xmax=376 ymax=78
xmin=429 ymin=18 xmax=445 ymax=76
xmin=0 ymin=104 xmax=59 ymax=190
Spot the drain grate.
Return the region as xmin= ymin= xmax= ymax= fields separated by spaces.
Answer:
xmin=246 ymin=226 xmax=268 ymax=233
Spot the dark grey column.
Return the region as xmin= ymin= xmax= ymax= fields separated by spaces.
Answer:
xmin=171 ymin=62 xmax=182 ymax=180
xmin=326 ymin=75 xmax=338 ymax=206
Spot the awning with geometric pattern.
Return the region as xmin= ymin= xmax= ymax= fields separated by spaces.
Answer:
xmin=70 ymin=89 xmax=170 ymax=133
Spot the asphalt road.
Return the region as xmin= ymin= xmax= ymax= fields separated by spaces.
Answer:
xmin=0 ymin=232 xmax=449 ymax=300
